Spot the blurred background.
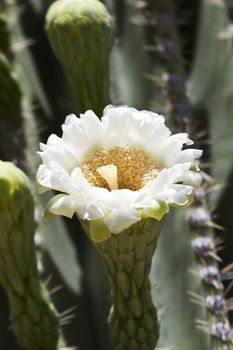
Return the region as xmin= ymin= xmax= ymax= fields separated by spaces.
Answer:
xmin=0 ymin=0 xmax=233 ymax=349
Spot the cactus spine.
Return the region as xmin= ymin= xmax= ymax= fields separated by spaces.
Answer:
xmin=45 ymin=0 xmax=114 ymax=115
xmin=0 ymin=161 xmax=59 ymax=350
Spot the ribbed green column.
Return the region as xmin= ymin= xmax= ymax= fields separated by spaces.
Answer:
xmin=0 ymin=161 xmax=59 ymax=350
xmin=84 ymin=218 xmax=161 ymax=350
xmin=45 ymin=0 xmax=114 ymax=115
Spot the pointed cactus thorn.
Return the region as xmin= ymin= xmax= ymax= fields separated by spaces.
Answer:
xmin=0 ymin=161 xmax=59 ymax=350
xmin=45 ymin=0 xmax=114 ymax=115
xmin=200 ymin=266 xmax=223 ymax=290
xmin=191 ymin=236 xmax=215 ymax=257
xmin=211 ymin=321 xmax=232 ymax=343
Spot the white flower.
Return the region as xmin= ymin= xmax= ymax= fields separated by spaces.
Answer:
xmin=37 ymin=105 xmax=202 ymax=240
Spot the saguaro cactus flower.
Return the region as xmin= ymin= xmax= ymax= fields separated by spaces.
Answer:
xmin=37 ymin=105 xmax=202 ymax=349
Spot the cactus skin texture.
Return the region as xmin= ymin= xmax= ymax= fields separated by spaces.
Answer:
xmin=82 ymin=218 xmax=161 ymax=350
xmin=45 ymin=0 xmax=114 ymax=115
xmin=0 ymin=161 xmax=59 ymax=350
xmin=0 ymin=52 xmax=21 ymax=117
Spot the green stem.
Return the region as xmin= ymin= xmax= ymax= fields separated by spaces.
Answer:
xmin=85 ymin=219 xmax=161 ymax=350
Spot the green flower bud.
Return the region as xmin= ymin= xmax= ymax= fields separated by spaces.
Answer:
xmin=45 ymin=0 xmax=114 ymax=115
xmin=0 ymin=161 xmax=59 ymax=350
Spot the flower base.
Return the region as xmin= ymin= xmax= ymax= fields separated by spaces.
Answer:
xmin=83 ymin=218 xmax=161 ymax=350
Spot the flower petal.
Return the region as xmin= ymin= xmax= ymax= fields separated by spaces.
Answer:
xmin=38 ymin=134 xmax=78 ymax=172
xmin=148 ymin=163 xmax=191 ymax=195
xmin=44 ymin=194 xmax=77 ymax=218
xmin=104 ymin=207 xmax=140 ymax=234
xmin=76 ymin=202 xmax=106 ymax=220
xmin=62 ymin=114 xmax=90 ymax=161
xmin=175 ymin=149 xmax=203 ymax=164
xmin=102 ymin=105 xmax=171 ymax=155
xmin=158 ymin=133 xmax=193 ymax=167
xmin=163 ymin=184 xmax=193 ymax=206
xmin=80 ymin=110 xmax=105 ymax=145
xmin=37 ymin=161 xmax=75 ymax=194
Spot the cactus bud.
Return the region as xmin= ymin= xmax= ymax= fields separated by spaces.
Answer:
xmin=45 ymin=0 xmax=114 ymax=115
xmin=0 ymin=161 xmax=59 ymax=350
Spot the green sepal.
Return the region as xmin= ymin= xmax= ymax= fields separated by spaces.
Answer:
xmin=89 ymin=218 xmax=111 ymax=242
xmin=170 ymin=194 xmax=193 ymax=209
xmin=37 ymin=182 xmax=49 ymax=194
xmin=142 ymin=200 xmax=169 ymax=221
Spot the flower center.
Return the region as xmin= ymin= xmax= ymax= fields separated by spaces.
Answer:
xmin=81 ymin=147 xmax=159 ymax=191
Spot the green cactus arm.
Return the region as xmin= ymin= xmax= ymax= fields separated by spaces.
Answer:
xmin=81 ymin=218 xmax=161 ymax=350
xmin=45 ymin=0 xmax=114 ymax=115
xmin=0 ymin=161 xmax=59 ymax=350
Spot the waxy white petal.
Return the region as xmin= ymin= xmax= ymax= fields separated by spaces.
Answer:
xmin=104 ymin=207 xmax=140 ymax=233
xmin=37 ymin=105 xmax=202 ymax=237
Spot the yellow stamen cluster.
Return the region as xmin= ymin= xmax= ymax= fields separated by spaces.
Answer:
xmin=81 ymin=146 xmax=159 ymax=191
